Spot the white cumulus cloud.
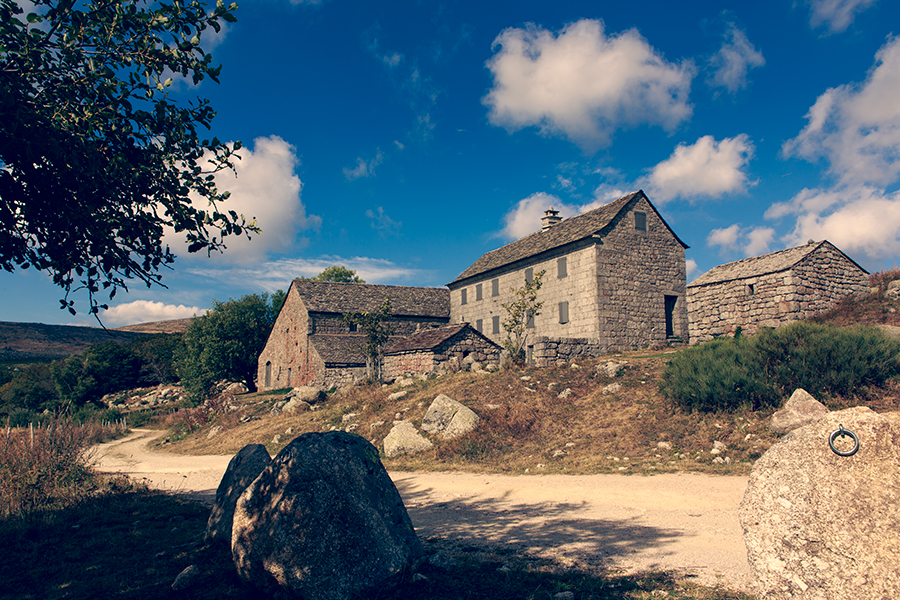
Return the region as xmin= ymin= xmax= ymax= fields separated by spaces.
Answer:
xmin=766 ymin=185 xmax=900 ymax=261
xmin=782 ymin=36 xmax=900 ymax=187
xmin=498 ymin=190 xmax=624 ymax=240
xmin=104 ymin=300 xmax=206 ymax=326
xmin=169 ymin=135 xmax=319 ymax=265
xmin=644 ymin=134 xmax=755 ymax=202
xmin=707 ymin=25 xmax=765 ymax=94
xmin=807 ymin=0 xmax=878 ymax=33
xmin=483 ymin=19 xmax=694 ymax=151
xmin=706 ymin=224 xmax=774 ymax=257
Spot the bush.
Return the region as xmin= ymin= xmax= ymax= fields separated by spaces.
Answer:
xmin=659 ymin=335 xmax=778 ymax=412
xmin=754 ymin=321 xmax=900 ymax=399
xmin=50 ymin=342 xmax=143 ymax=408
xmin=660 ymin=322 xmax=900 ymax=412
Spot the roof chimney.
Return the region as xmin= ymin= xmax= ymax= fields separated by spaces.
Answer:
xmin=541 ymin=207 xmax=562 ymax=231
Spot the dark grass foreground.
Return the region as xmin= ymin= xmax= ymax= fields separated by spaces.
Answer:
xmin=0 ymin=488 xmax=754 ymax=600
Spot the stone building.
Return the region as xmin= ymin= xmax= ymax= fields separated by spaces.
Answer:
xmin=257 ymin=280 xmax=449 ymax=390
xmin=382 ymin=323 xmax=501 ymax=381
xmin=447 ymin=191 xmax=689 ymax=364
xmin=687 ymin=240 xmax=869 ymax=343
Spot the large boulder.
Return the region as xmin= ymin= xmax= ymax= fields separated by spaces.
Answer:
xmin=205 ymin=444 xmax=271 ymax=545
xmin=285 ymin=385 xmax=326 ymax=404
xmin=769 ymin=388 xmax=829 ymax=435
xmin=383 ymin=421 xmax=434 ymax=458
xmin=740 ymin=406 xmax=900 ymax=600
xmin=232 ymin=432 xmax=422 ymax=600
xmin=421 ymin=394 xmax=479 ymax=440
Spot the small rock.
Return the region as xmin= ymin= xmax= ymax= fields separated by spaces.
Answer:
xmin=207 ymin=425 xmax=223 ymax=439
xmin=285 ymin=427 xmax=294 ymax=435
xmin=520 ymin=376 xmax=531 ymax=381
xmin=421 ymin=395 xmax=480 ymax=440
xmin=172 ymin=565 xmax=200 ymax=591
xmin=770 ymin=388 xmax=829 ymax=435
xmin=283 ymin=398 xmax=311 ymax=414
xmin=370 ymin=421 xmax=385 ymax=429
xmin=383 ymin=421 xmax=434 ymax=458
xmin=569 ymin=363 xmax=581 ymax=370
xmin=557 ymin=388 xmax=573 ymax=399
xmin=342 ymin=412 xmax=359 ymax=423
xmin=272 ymin=434 xmax=282 ymax=444
xmin=711 ymin=440 xmax=727 ymax=454
xmin=388 ymin=391 xmax=408 ymax=401
xmin=656 ymin=441 xmax=672 ymax=450
xmin=552 ymin=450 xmax=566 ymax=457
xmin=554 ymin=592 xmax=576 ymax=600
xmin=598 ymin=360 xmax=626 ymax=378
xmin=712 ymin=456 xmax=725 ymax=464
xmin=601 ymin=383 xmax=622 ymax=395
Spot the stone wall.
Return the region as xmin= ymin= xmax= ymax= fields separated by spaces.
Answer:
xmin=322 ymin=366 xmax=367 ymax=390
xmin=531 ymin=336 xmax=604 ymax=366
xmin=595 ymin=195 xmax=688 ymax=351
xmin=687 ymin=244 xmax=869 ymax=343
xmin=311 ymin=315 xmax=447 ymax=336
xmin=257 ymin=285 xmax=321 ymax=390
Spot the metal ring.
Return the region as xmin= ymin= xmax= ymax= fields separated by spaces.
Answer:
xmin=828 ymin=424 xmax=859 ymax=457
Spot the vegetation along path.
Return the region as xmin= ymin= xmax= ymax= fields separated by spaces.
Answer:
xmin=94 ymin=429 xmax=753 ymax=591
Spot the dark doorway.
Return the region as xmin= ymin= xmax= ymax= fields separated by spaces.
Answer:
xmin=664 ymin=295 xmax=677 ymax=338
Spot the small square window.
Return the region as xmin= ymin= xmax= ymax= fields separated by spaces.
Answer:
xmin=475 ymin=319 xmax=483 ymax=333
xmin=747 ymin=283 xmax=755 ymax=296
xmin=476 ymin=283 xmax=483 ymax=301
xmin=461 ymin=288 xmax=467 ymax=305
xmin=491 ymin=278 xmax=499 ymax=297
xmin=525 ymin=267 xmax=534 ymax=282
xmin=558 ymin=257 xmax=567 ymax=278
xmin=526 ymin=310 xmax=535 ymax=329
xmin=559 ymin=301 xmax=569 ymax=324
xmin=635 ymin=211 xmax=647 ymax=231
xmin=492 ymin=315 xmax=500 ymax=334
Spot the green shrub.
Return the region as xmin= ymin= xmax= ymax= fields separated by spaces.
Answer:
xmin=661 ymin=321 xmax=900 ymax=412
xmin=753 ymin=321 xmax=900 ymax=399
xmin=659 ymin=336 xmax=778 ymax=412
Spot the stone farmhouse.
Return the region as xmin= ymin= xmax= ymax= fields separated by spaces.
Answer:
xmin=687 ymin=240 xmax=869 ymax=343
xmin=382 ymin=323 xmax=501 ymax=381
xmin=447 ymin=190 xmax=690 ymax=365
xmin=257 ymin=280 xmax=452 ymax=390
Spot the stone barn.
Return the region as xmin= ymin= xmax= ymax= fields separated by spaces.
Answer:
xmin=382 ymin=323 xmax=501 ymax=380
xmin=257 ymin=280 xmax=450 ymax=390
xmin=448 ymin=190 xmax=689 ymax=365
xmin=687 ymin=240 xmax=869 ymax=343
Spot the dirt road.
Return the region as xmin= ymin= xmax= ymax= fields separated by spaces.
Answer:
xmin=94 ymin=429 xmax=752 ymax=591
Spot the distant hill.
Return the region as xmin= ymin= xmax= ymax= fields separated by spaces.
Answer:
xmin=0 ymin=318 xmax=191 ymax=361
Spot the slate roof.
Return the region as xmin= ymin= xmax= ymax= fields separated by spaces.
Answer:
xmin=292 ymin=280 xmax=450 ymax=318
xmin=308 ymin=334 xmax=368 ymax=365
xmin=449 ymin=190 xmax=687 ymax=285
xmin=688 ymin=240 xmax=868 ymax=287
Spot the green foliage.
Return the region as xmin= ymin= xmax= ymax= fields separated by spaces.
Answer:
xmin=50 ymin=342 xmax=142 ymax=408
xmin=753 ymin=321 xmax=900 ymax=398
xmin=301 ymin=265 xmax=366 ymax=283
xmin=343 ymin=298 xmax=393 ymax=382
xmin=0 ymin=363 xmax=58 ymax=413
xmin=128 ymin=333 xmax=183 ymax=385
xmin=661 ymin=322 xmax=900 ymax=411
xmin=501 ymin=270 xmax=545 ymax=364
xmin=270 ymin=288 xmax=287 ymax=316
xmin=0 ymin=0 xmax=255 ymax=316
xmin=176 ymin=293 xmax=278 ymax=401
xmin=659 ymin=336 xmax=778 ymax=412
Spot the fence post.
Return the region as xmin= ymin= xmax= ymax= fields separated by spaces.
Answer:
xmin=30 ymin=422 xmax=34 ymax=450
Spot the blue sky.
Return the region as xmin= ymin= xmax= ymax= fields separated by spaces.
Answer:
xmin=4 ymin=0 xmax=900 ymax=326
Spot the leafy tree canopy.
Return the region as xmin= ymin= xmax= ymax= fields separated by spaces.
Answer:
xmin=0 ymin=0 xmax=256 ymax=317
xmin=343 ymin=298 xmax=393 ymax=382
xmin=176 ymin=292 xmax=280 ymax=401
xmin=302 ymin=265 xmax=365 ymax=283
xmin=501 ymin=270 xmax=544 ymax=364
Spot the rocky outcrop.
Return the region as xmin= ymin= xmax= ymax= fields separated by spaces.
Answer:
xmin=421 ymin=394 xmax=479 ymax=440
xmin=770 ymin=388 xmax=829 ymax=435
xmin=383 ymin=421 xmax=434 ymax=458
xmin=205 ymin=444 xmax=271 ymax=545
xmin=740 ymin=407 xmax=900 ymax=600
xmin=232 ymin=432 xmax=422 ymax=600
xmin=285 ymin=385 xmax=326 ymax=404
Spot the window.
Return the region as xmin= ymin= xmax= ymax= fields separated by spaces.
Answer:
xmin=348 ymin=322 xmax=357 ymax=332
xmin=525 ymin=267 xmax=534 ymax=282
xmin=747 ymin=283 xmax=755 ymax=296
xmin=491 ymin=278 xmax=499 ymax=297
xmin=526 ymin=310 xmax=535 ymax=329
xmin=558 ymin=257 xmax=567 ymax=278
xmin=635 ymin=211 xmax=647 ymax=231
xmin=559 ymin=301 xmax=569 ymax=324
xmin=461 ymin=288 xmax=467 ymax=305
xmin=475 ymin=319 xmax=483 ymax=333
xmin=476 ymin=283 xmax=483 ymax=301
xmin=492 ymin=315 xmax=500 ymax=334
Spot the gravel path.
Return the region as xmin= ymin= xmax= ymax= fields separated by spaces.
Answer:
xmin=94 ymin=429 xmax=752 ymax=590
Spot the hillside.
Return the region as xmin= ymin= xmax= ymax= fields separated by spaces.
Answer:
xmin=0 ymin=318 xmax=191 ymax=361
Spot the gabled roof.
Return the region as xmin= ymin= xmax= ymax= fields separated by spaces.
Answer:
xmin=688 ymin=240 xmax=868 ymax=288
xmin=384 ymin=323 xmax=500 ymax=354
xmin=449 ymin=190 xmax=687 ymax=285
xmin=292 ymin=280 xmax=450 ymax=318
